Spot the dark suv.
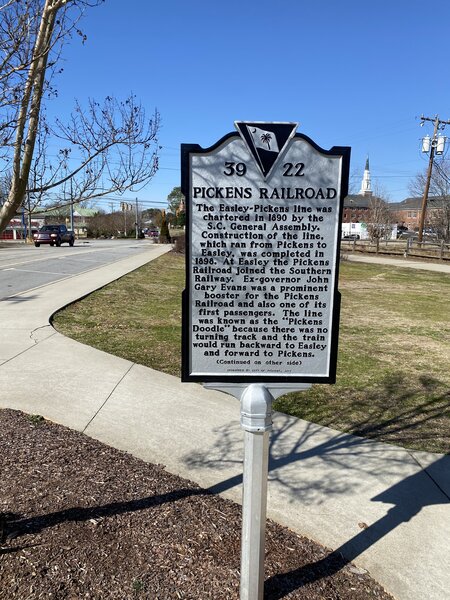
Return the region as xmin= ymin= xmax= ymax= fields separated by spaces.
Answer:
xmin=34 ymin=225 xmax=75 ymax=247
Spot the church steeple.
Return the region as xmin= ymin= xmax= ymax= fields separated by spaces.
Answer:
xmin=359 ymin=156 xmax=373 ymax=196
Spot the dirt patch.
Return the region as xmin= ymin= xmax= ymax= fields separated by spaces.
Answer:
xmin=0 ymin=409 xmax=394 ymax=599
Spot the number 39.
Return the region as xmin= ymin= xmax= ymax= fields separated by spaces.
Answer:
xmin=224 ymin=162 xmax=247 ymax=176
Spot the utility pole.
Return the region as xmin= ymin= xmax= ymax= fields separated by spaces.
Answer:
xmin=121 ymin=202 xmax=127 ymax=236
xmin=120 ymin=202 xmax=132 ymax=236
xmin=70 ymin=177 xmax=74 ymax=233
xmin=26 ymin=191 xmax=33 ymax=243
xmin=135 ymin=197 xmax=139 ymax=239
xmin=418 ymin=114 xmax=450 ymax=242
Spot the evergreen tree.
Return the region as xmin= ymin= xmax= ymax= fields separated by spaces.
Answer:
xmin=159 ymin=210 xmax=171 ymax=243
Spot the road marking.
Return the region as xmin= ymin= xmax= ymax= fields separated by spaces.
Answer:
xmin=0 ymin=246 xmax=114 ymax=269
xmin=7 ymin=268 xmax=68 ymax=275
xmin=0 ymin=245 xmax=160 ymax=300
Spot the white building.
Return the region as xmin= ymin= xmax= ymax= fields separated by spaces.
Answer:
xmin=359 ymin=156 xmax=373 ymax=197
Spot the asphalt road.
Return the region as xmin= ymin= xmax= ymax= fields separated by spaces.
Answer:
xmin=0 ymin=239 xmax=157 ymax=300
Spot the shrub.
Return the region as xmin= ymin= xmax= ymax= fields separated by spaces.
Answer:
xmin=159 ymin=213 xmax=171 ymax=243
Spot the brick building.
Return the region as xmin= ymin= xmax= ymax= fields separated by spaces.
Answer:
xmin=343 ymin=194 xmax=372 ymax=222
xmin=389 ymin=196 xmax=449 ymax=231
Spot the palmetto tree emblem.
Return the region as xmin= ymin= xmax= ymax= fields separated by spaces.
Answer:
xmin=260 ymin=132 xmax=273 ymax=149
xmin=236 ymin=121 xmax=297 ymax=177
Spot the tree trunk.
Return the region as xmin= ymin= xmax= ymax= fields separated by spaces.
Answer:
xmin=0 ymin=0 xmax=58 ymax=235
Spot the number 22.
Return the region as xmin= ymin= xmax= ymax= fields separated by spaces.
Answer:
xmin=283 ymin=162 xmax=305 ymax=176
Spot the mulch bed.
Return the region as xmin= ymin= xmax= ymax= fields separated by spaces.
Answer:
xmin=0 ymin=409 xmax=394 ymax=599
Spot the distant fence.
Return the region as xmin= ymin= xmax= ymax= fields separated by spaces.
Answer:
xmin=340 ymin=238 xmax=450 ymax=261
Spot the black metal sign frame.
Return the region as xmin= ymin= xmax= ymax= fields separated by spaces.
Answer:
xmin=181 ymin=124 xmax=350 ymax=384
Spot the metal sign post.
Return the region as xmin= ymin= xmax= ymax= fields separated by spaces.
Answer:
xmin=205 ymin=382 xmax=311 ymax=599
xmin=240 ymin=384 xmax=272 ymax=599
xmin=183 ymin=122 xmax=350 ymax=598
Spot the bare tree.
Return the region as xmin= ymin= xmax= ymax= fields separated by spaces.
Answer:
xmin=347 ymin=165 xmax=363 ymax=195
xmin=0 ymin=0 xmax=160 ymax=236
xmin=366 ymin=195 xmax=393 ymax=241
xmin=86 ymin=210 xmax=127 ymax=238
xmin=428 ymin=162 xmax=450 ymax=241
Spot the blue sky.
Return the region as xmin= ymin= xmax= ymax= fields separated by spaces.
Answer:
xmin=49 ymin=0 xmax=450 ymax=211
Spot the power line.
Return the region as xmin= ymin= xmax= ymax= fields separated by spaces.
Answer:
xmin=94 ymin=196 xmax=168 ymax=206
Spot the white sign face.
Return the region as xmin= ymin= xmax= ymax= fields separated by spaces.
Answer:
xmin=182 ymin=123 xmax=350 ymax=383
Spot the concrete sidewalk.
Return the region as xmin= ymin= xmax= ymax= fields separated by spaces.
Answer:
xmin=345 ymin=251 xmax=450 ymax=273
xmin=0 ymin=245 xmax=449 ymax=600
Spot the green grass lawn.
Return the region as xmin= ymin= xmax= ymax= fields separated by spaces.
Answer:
xmin=53 ymin=253 xmax=450 ymax=453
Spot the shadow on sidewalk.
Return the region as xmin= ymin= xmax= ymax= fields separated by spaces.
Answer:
xmin=264 ymin=455 xmax=449 ymax=598
xmin=185 ymin=373 xmax=449 ymax=505
xmin=180 ymin=379 xmax=449 ymax=596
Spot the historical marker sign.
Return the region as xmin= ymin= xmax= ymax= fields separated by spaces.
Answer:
xmin=181 ymin=122 xmax=350 ymax=383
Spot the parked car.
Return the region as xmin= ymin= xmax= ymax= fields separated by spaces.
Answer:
xmin=34 ymin=224 xmax=75 ymax=247
xmin=342 ymin=234 xmax=360 ymax=240
xmin=397 ymin=231 xmax=417 ymax=239
xmin=144 ymin=228 xmax=159 ymax=238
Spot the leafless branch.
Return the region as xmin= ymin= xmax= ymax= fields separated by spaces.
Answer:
xmin=0 ymin=0 xmax=160 ymax=237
